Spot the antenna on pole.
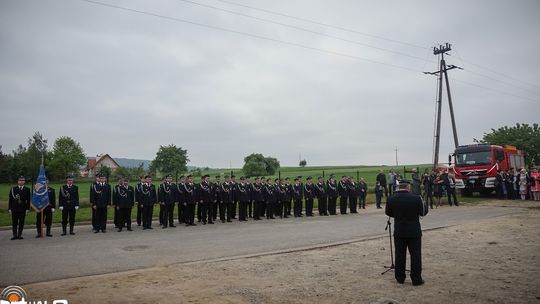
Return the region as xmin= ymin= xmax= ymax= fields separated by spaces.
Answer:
xmin=394 ymin=146 xmax=398 ymax=167
xmin=424 ymin=42 xmax=463 ymax=170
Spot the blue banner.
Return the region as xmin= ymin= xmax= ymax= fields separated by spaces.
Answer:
xmin=31 ymin=165 xmax=50 ymax=211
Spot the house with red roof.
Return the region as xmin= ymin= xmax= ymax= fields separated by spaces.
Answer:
xmin=80 ymin=153 xmax=120 ymax=177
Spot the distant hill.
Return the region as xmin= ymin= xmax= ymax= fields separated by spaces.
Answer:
xmin=114 ymin=158 xmax=152 ymax=169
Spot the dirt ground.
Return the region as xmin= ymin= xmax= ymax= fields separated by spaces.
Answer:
xmin=24 ymin=200 xmax=540 ymax=304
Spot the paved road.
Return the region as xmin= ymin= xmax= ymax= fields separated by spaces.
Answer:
xmin=0 ymin=206 xmax=515 ymax=286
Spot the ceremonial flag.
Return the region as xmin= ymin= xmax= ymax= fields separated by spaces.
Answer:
xmin=31 ymin=165 xmax=49 ymax=211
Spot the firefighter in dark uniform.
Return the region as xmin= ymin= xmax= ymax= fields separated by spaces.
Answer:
xmin=91 ymin=173 xmax=111 ymax=233
xmin=135 ymin=176 xmax=144 ymax=226
xmin=315 ymin=176 xmax=328 ymax=216
xmin=338 ymin=176 xmax=349 ymax=214
xmin=263 ymin=178 xmax=276 ymax=219
xmin=113 ymin=177 xmax=135 ymax=231
xmin=220 ymin=175 xmax=234 ymax=222
xmin=213 ymin=175 xmax=222 ymax=222
xmin=36 ymin=178 xmax=56 ymax=238
xmin=176 ymin=175 xmax=186 ymax=224
xmin=140 ymin=175 xmax=157 ymax=230
xmin=385 ymin=180 xmax=429 ymax=286
xmin=8 ymin=176 xmax=31 ymax=240
xmin=251 ymin=177 xmax=264 ymax=220
xmin=231 ymin=175 xmax=238 ymax=219
xmin=348 ymin=177 xmax=359 ymax=213
xmin=158 ymin=175 xmax=176 ymax=228
xmin=304 ymin=176 xmax=315 ymax=216
xmin=358 ymin=177 xmax=368 ymax=209
xmin=327 ymin=175 xmax=338 ymax=215
xmin=238 ymin=176 xmax=250 ymax=221
xmin=113 ymin=178 xmax=122 ymax=228
xmin=184 ymin=175 xmax=197 ymax=226
xmin=292 ymin=176 xmax=303 ymax=217
xmin=246 ymin=177 xmax=253 ymax=218
xmin=197 ymin=175 xmax=214 ymax=224
xmin=90 ymin=173 xmax=100 ymax=231
xmin=276 ymin=179 xmax=286 ymax=218
xmin=59 ymin=175 xmax=79 ymax=236
xmin=283 ymin=177 xmax=292 ymax=218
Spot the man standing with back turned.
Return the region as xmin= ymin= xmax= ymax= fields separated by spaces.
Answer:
xmin=385 ymin=180 xmax=429 ymax=286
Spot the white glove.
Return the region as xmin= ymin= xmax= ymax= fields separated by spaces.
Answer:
xmin=26 ymin=210 xmax=29 ymax=214
xmin=8 ymin=209 xmax=11 ymax=214
xmin=59 ymin=206 xmax=64 ymax=211
xmin=51 ymin=208 xmax=55 ymax=212
xmin=75 ymin=206 xmax=79 ymax=210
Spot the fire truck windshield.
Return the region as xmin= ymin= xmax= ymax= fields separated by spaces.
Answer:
xmin=456 ymin=151 xmax=492 ymax=166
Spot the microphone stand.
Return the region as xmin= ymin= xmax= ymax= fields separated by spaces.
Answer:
xmin=381 ymin=217 xmax=395 ymax=275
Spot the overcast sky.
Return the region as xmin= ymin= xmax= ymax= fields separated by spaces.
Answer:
xmin=1 ymin=0 xmax=539 ymax=168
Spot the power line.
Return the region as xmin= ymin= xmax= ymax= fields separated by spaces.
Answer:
xmin=76 ymin=0 xmax=540 ymax=105
xmin=176 ymin=0 xmax=433 ymax=63
xmin=453 ymin=48 xmax=540 ymax=91
xmin=213 ymin=0 xmax=540 ymax=94
xmin=212 ymin=0 xmax=429 ymax=50
xmin=78 ymin=0 xmax=421 ymax=73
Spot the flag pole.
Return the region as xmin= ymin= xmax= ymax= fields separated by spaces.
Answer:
xmin=40 ymin=152 xmax=44 ymax=238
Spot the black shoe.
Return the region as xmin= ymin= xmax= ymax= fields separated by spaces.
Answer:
xmin=191 ymin=223 xmax=197 ymax=226
xmin=162 ymin=226 xmax=167 ymax=229
xmin=36 ymin=235 xmax=42 ymax=238
xmin=137 ymin=224 xmax=141 ymax=226
xmin=127 ymin=228 xmax=133 ymax=231
xmin=412 ymin=280 xmax=425 ymax=286
xmin=11 ymin=236 xmax=17 ymax=240
xmin=94 ymin=230 xmax=100 ymax=233
xmin=202 ymin=222 xmax=206 ymax=225
xmin=118 ymin=228 xmax=123 ymax=232
xmin=227 ymin=220 xmax=232 ymax=222
xmin=18 ymin=236 xmax=24 ymax=240
xmin=209 ymin=221 xmax=214 ymax=224
xmin=61 ymin=232 xmax=67 ymax=236
xmin=101 ymin=230 xmax=106 ymax=233
xmin=147 ymin=227 xmax=153 ymax=230
xmin=221 ymin=220 xmax=225 ymax=223
xmin=170 ymin=225 xmax=176 ymax=228
xmin=396 ymin=279 xmax=405 ymax=284
xmin=143 ymin=227 xmax=148 ymax=230
xmin=46 ymin=233 xmax=53 ymax=237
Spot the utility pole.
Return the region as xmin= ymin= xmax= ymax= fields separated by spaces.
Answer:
xmin=424 ymin=43 xmax=462 ymax=170
xmin=394 ymin=146 xmax=399 ymax=167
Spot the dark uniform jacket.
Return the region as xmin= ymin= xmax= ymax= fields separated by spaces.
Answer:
xmin=197 ymin=182 xmax=213 ymax=203
xmin=251 ymin=183 xmax=264 ymax=202
xmin=135 ymin=182 xmax=143 ymax=205
xmin=304 ymin=183 xmax=315 ymax=199
xmin=213 ymin=182 xmax=222 ymax=203
xmin=46 ymin=187 xmax=56 ymax=210
xmin=139 ymin=183 xmax=157 ymax=206
xmin=327 ymin=180 xmax=338 ymax=199
xmin=59 ymin=184 xmax=79 ymax=210
xmin=176 ymin=183 xmax=186 ymax=204
xmin=158 ymin=182 xmax=176 ymax=205
xmin=337 ymin=181 xmax=348 ymax=198
xmin=358 ymin=181 xmax=367 ymax=197
xmin=385 ymin=192 xmax=429 ymax=238
xmin=315 ymin=182 xmax=327 ymax=199
xmin=9 ymin=186 xmax=31 ymax=212
xmin=292 ymin=183 xmax=303 ymax=200
xmin=237 ymin=183 xmax=250 ymax=201
xmin=376 ymin=173 xmax=387 ymax=186
xmin=90 ymin=183 xmax=111 ymax=208
xmin=264 ymin=184 xmax=276 ymax=203
xmin=277 ymin=184 xmax=287 ymax=202
xmin=347 ymin=182 xmax=358 ymax=200
xmin=113 ymin=185 xmax=135 ymax=208
xmin=221 ymin=182 xmax=233 ymax=203
xmin=184 ymin=183 xmax=196 ymax=204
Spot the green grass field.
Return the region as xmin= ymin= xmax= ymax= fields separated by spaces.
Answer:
xmin=0 ymin=164 xmax=485 ymax=227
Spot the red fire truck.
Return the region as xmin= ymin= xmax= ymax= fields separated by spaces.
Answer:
xmin=452 ymin=144 xmax=525 ymax=195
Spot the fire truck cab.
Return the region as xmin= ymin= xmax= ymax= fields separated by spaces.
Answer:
xmin=452 ymin=144 xmax=525 ymax=195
